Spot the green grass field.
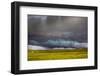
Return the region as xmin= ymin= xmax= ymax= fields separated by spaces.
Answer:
xmin=28 ymin=48 xmax=88 ymax=61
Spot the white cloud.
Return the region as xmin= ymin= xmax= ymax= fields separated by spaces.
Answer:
xmin=28 ymin=45 xmax=48 ymax=50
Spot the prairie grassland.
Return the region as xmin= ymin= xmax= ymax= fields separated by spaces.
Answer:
xmin=28 ymin=48 xmax=88 ymax=61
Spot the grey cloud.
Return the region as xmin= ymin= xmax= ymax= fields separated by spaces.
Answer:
xmin=28 ymin=15 xmax=88 ymax=44
xmin=29 ymin=39 xmax=87 ymax=48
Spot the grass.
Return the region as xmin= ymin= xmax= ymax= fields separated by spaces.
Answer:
xmin=28 ymin=48 xmax=88 ymax=61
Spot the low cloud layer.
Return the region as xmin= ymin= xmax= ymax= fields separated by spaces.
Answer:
xmin=29 ymin=39 xmax=87 ymax=49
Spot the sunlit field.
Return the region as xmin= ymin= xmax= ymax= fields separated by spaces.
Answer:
xmin=28 ymin=48 xmax=88 ymax=61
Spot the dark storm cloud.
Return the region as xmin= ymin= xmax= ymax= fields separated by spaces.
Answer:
xmin=28 ymin=15 xmax=88 ymax=44
xmin=28 ymin=15 xmax=87 ymax=32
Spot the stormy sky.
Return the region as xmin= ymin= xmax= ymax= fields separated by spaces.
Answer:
xmin=28 ymin=15 xmax=88 ymax=48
